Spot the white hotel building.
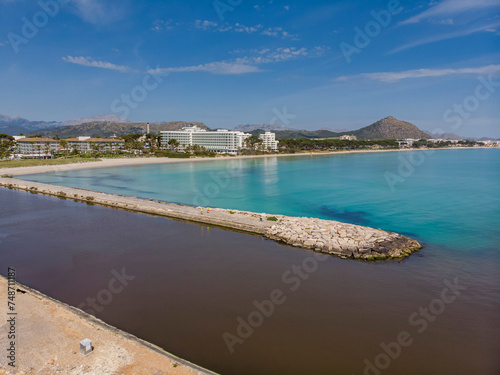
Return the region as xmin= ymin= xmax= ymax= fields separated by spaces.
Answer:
xmin=259 ymin=131 xmax=279 ymax=150
xmin=160 ymin=126 xmax=278 ymax=153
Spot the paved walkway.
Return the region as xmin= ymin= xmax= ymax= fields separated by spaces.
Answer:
xmin=0 ymin=178 xmax=276 ymax=235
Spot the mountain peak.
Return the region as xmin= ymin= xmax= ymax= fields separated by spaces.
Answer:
xmin=358 ymin=117 xmax=432 ymax=140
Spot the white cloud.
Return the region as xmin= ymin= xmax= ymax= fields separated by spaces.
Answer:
xmin=260 ymin=26 xmax=297 ymax=38
xmin=194 ymin=20 xmax=295 ymax=38
xmin=389 ymin=21 xmax=500 ymax=53
xmin=147 ymin=62 xmax=262 ymax=75
xmin=196 ymin=20 xmax=262 ymax=33
xmin=152 ymin=19 xmax=173 ymax=32
xmin=68 ymin=0 xmax=127 ymax=24
xmin=194 ymin=19 xmax=218 ymax=30
xmin=231 ymin=46 xmax=327 ymax=64
xmin=337 ymin=64 xmax=500 ymax=83
xmin=233 ymin=23 xmax=263 ymax=33
xmin=400 ymin=0 xmax=499 ymax=25
xmin=284 ymin=5 xmax=290 ymax=11
xmin=62 ymin=56 xmax=133 ymax=73
xmin=147 ymin=46 xmax=328 ymax=76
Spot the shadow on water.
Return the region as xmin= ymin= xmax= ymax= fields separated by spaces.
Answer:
xmin=319 ymin=205 xmax=370 ymax=226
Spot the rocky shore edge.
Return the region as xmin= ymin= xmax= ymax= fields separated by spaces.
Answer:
xmin=0 ymin=178 xmax=421 ymax=260
xmin=267 ymin=216 xmax=421 ymax=260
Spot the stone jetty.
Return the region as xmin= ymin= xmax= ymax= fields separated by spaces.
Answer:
xmin=0 ymin=177 xmax=421 ymax=260
xmin=266 ymin=217 xmax=421 ymax=260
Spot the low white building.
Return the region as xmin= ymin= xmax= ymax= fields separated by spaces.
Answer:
xmin=160 ymin=126 xmax=252 ymax=154
xmin=397 ymin=138 xmax=419 ymax=148
xmin=340 ymin=135 xmax=357 ymax=140
xmin=16 ymin=138 xmax=60 ymax=158
xmin=259 ymin=131 xmax=279 ymax=150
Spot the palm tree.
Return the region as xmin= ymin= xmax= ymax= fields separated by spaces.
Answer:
xmin=59 ymin=139 xmax=68 ymax=155
xmin=44 ymin=141 xmax=51 ymax=159
xmin=168 ymin=138 xmax=180 ymax=152
xmin=244 ymin=135 xmax=263 ymax=150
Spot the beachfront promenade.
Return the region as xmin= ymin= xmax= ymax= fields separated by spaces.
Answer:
xmin=0 ymin=176 xmax=421 ymax=260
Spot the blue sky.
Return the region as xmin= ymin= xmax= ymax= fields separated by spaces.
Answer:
xmin=0 ymin=0 xmax=499 ymax=137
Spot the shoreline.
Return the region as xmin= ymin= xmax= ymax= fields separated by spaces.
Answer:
xmin=0 ymin=146 xmax=492 ymax=176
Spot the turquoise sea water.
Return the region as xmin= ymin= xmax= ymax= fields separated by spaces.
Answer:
xmin=7 ymin=148 xmax=500 ymax=374
xmin=22 ymin=149 xmax=500 ymax=253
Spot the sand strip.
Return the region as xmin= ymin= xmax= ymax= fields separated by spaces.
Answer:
xmin=1 ymin=147 xmax=486 ymax=176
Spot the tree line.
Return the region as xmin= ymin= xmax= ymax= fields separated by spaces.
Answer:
xmin=278 ymin=138 xmax=399 ymax=151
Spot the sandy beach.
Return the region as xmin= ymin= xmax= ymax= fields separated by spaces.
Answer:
xmin=0 ymin=147 xmax=489 ymax=176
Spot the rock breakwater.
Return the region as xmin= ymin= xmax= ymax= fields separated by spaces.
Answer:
xmin=0 ymin=178 xmax=421 ymax=260
xmin=266 ymin=217 xmax=421 ymax=259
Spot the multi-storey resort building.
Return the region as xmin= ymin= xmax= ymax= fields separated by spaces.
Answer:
xmin=259 ymin=131 xmax=279 ymax=150
xmin=160 ymin=126 xmax=250 ymax=154
xmin=160 ymin=126 xmax=278 ymax=153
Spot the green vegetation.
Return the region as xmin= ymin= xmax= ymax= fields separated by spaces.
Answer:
xmin=239 ymin=149 xmax=276 ymax=156
xmin=154 ymin=148 xmax=217 ymax=158
xmin=244 ymin=135 xmax=264 ymax=149
xmin=278 ymin=138 xmax=399 ymax=151
xmin=413 ymin=139 xmax=481 ymax=148
xmin=167 ymin=138 xmax=180 ymax=151
xmin=192 ymin=150 xmax=217 ymax=157
xmin=0 ymin=134 xmax=16 ymax=159
xmin=154 ymin=150 xmax=191 ymax=158
xmin=267 ymin=216 xmax=278 ymax=221
xmin=0 ymin=157 xmax=100 ymax=168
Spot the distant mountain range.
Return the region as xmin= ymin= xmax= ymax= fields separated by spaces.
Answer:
xmin=60 ymin=115 xmax=130 ymax=126
xmin=31 ymin=121 xmax=208 ymax=138
xmin=1 ymin=113 xmax=496 ymax=141
xmin=234 ymin=123 xmax=295 ymax=132
xmin=317 ymin=127 xmax=350 ymax=133
xmin=0 ymin=114 xmax=61 ymax=135
xmin=0 ymin=114 xmax=130 ymax=135
xmin=236 ymin=123 xmax=351 ymax=133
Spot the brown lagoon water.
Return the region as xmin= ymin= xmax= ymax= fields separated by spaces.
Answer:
xmin=0 ymin=189 xmax=499 ymax=374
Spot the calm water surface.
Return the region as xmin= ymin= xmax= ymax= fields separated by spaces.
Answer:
xmin=1 ymin=149 xmax=499 ymax=374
